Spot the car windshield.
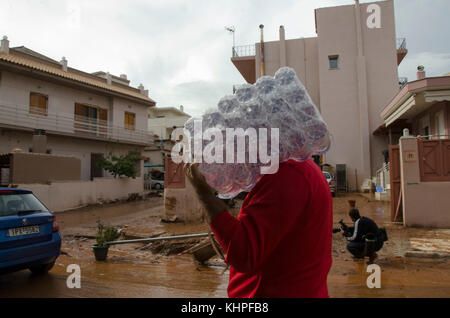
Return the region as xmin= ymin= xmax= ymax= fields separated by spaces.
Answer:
xmin=0 ymin=193 xmax=49 ymax=217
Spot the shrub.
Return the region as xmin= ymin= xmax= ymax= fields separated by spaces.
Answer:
xmin=95 ymin=221 xmax=120 ymax=247
xmin=96 ymin=151 xmax=140 ymax=178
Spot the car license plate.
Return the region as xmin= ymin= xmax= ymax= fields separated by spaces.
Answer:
xmin=8 ymin=225 xmax=40 ymax=237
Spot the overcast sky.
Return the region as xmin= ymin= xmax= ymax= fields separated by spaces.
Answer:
xmin=1 ymin=0 xmax=449 ymax=117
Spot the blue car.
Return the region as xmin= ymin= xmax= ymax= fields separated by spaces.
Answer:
xmin=0 ymin=188 xmax=61 ymax=274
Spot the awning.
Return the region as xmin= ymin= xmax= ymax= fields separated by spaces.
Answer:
xmin=144 ymin=163 xmax=164 ymax=168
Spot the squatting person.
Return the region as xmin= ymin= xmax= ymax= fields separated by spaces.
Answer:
xmin=185 ymin=159 xmax=333 ymax=298
xmin=344 ymin=208 xmax=384 ymax=260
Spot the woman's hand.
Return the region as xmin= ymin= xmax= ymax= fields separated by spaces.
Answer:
xmin=184 ymin=163 xmax=213 ymax=197
xmin=184 ymin=163 xmax=228 ymax=223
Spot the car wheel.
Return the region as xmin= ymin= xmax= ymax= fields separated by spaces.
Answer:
xmin=155 ymin=183 xmax=162 ymax=190
xmin=29 ymin=261 xmax=55 ymax=275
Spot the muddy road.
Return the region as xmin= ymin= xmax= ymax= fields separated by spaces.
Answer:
xmin=1 ymin=194 xmax=450 ymax=298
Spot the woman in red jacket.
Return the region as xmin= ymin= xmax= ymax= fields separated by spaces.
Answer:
xmin=185 ymin=158 xmax=333 ymax=298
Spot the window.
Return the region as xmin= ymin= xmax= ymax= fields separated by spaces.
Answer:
xmin=125 ymin=112 xmax=135 ymax=130
xmin=419 ymin=115 xmax=430 ymax=140
xmin=0 ymin=192 xmax=49 ymax=217
xmin=29 ymin=92 xmax=48 ymax=115
xmin=328 ymin=55 xmax=339 ymax=70
xmin=74 ymin=103 xmax=107 ymax=135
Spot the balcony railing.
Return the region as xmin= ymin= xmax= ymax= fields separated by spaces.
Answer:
xmin=0 ymin=102 xmax=154 ymax=146
xmin=232 ymin=45 xmax=256 ymax=58
xmin=399 ymin=77 xmax=408 ymax=89
xmin=376 ymin=162 xmax=390 ymax=192
xmin=397 ymin=38 xmax=407 ymax=50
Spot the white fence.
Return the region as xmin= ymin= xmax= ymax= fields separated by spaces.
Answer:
xmin=18 ymin=177 xmax=144 ymax=212
xmin=0 ymin=102 xmax=153 ymax=145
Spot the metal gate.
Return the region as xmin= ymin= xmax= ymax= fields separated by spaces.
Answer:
xmin=336 ymin=164 xmax=347 ymax=193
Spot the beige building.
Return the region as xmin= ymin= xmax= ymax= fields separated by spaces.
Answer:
xmin=145 ymin=106 xmax=191 ymax=175
xmin=378 ymin=70 xmax=450 ymax=227
xmin=148 ymin=106 xmax=191 ymax=140
xmin=0 ymin=36 xmax=156 ymax=210
xmin=231 ymin=0 xmax=406 ymax=191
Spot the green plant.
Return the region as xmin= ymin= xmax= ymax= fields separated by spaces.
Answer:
xmin=95 ymin=221 xmax=119 ymax=247
xmin=96 ymin=151 xmax=140 ymax=178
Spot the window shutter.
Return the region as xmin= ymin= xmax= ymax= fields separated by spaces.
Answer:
xmin=29 ymin=93 xmax=47 ymax=115
xmin=74 ymin=103 xmax=84 ymax=117
xmin=99 ymin=108 xmax=108 ymax=121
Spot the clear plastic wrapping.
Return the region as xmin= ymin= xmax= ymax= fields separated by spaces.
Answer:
xmin=184 ymin=67 xmax=331 ymax=198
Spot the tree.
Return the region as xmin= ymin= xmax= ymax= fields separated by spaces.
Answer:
xmin=96 ymin=151 xmax=140 ymax=178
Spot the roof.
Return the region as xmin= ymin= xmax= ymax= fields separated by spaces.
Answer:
xmin=380 ymin=75 xmax=450 ymax=126
xmin=0 ymin=47 xmax=156 ymax=106
xmin=12 ymin=46 xmax=59 ymax=64
xmin=149 ymin=106 xmax=191 ymax=117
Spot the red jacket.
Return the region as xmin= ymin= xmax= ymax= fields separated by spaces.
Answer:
xmin=210 ymin=159 xmax=333 ymax=298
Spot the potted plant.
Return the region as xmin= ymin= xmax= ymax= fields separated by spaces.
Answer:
xmin=92 ymin=221 xmax=119 ymax=261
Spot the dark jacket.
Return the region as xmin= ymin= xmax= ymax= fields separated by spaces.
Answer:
xmin=346 ymin=216 xmax=379 ymax=243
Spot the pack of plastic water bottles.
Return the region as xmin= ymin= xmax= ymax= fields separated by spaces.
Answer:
xmin=183 ymin=67 xmax=330 ymax=198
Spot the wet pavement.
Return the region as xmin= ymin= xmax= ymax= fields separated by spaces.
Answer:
xmin=1 ymin=194 xmax=449 ymax=298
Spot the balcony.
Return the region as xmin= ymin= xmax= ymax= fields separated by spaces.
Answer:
xmin=0 ymin=103 xmax=154 ymax=146
xmin=231 ymin=44 xmax=256 ymax=84
xmin=396 ymin=38 xmax=408 ymax=65
xmin=232 ymin=45 xmax=256 ymax=58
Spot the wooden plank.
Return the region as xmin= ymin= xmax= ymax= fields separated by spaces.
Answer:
xmin=394 ymin=189 xmax=402 ymax=222
xmin=389 ymin=145 xmax=401 ymax=222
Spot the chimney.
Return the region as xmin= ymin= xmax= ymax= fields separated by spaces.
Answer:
xmin=180 ymin=105 xmax=184 ymax=112
xmin=138 ymin=83 xmax=149 ymax=97
xmin=106 ymin=72 xmax=112 ymax=85
xmin=120 ymin=74 xmax=127 ymax=80
xmin=1 ymin=36 xmax=9 ymax=54
xmin=279 ymin=25 xmax=286 ymax=67
xmin=60 ymin=56 xmax=68 ymax=72
xmin=279 ymin=25 xmax=285 ymax=41
xmin=417 ymin=65 xmax=426 ymax=80
xmin=32 ymin=129 xmax=47 ymax=154
xmin=259 ymin=24 xmax=265 ymax=76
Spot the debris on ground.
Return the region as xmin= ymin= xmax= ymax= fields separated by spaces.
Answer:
xmin=140 ymin=238 xmax=202 ymax=256
xmin=146 ymin=190 xmax=163 ymax=198
xmin=410 ymin=237 xmax=450 ymax=254
xmin=60 ymin=250 xmax=71 ymax=257
xmin=160 ymin=215 xmax=179 ymax=223
xmin=405 ymin=251 xmax=450 ymax=259
xmin=190 ymin=240 xmax=220 ymax=264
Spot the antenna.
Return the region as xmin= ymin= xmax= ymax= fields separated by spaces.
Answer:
xmin=225 ymin=26 xmax=236 ymax=49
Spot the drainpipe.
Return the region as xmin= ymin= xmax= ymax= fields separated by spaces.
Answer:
xmin=259 ymin=24 xmax=265 ymax=76
xmin=354 ymin=0 xmax=371 ymax=190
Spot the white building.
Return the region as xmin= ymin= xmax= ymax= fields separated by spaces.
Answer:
xmin=144 ymin=106 xmax=191 ymax=175
xmin=0 ymin=36 xmax=156 ymax=209
xmin=148 ymin=106 xmax=191 ymax=141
